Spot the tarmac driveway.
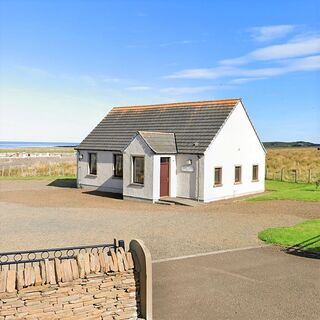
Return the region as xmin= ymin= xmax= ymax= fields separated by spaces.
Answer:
xmin=0 ymin=180 xmax=319 ymax=260
xmin=153 ymin=246 xmax=320 ymax=320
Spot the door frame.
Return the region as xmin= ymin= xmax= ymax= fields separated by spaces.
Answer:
xmin=160 ymin=157 xmax=170 ymax=197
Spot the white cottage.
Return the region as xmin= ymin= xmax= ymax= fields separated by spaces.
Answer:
xmin=75 ymin=99 xmax=265 ymax=203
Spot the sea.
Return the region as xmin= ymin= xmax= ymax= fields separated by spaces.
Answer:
xmin=0 ymin=141 xmax=79 ymax=149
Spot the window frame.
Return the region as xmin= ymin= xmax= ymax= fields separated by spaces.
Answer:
xmin=252 ymin=164 xmax=259 ymax=182
xmin=132 ymin=156 xmax=145 ymax=185
xmin=213 ymin=167 xmax=223 ymax=187
xmin=113 ymin=154 xmax=123 ymax=178
xmin=234 ymin=165 xmax=242 ymax=184
xmin=88 ymin=152 xmax=97 ymax=176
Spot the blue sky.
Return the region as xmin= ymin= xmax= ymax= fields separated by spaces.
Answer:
xmin=0 ymin=0 xmax=319 ymax=143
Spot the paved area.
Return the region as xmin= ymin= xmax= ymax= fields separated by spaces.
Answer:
xmin=0 ymin=153 xmax=75 ymax=168
xmin=0 ymin=180 xmax=319 ymax=259
xmin=153 ymin=246 xmax=320 ymax=320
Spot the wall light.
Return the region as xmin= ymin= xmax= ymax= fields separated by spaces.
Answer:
xmin=187 ymin=159 xmax=192 ymax=165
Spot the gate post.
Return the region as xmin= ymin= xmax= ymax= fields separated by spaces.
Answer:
xmin=130 ymin=239 xmax=152 ymax=320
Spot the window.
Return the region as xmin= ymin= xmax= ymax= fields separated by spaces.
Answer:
xmin=252 ymin=165 xmax=259 ymax=181
xmin=214 ymin=167 xmax=222 ymax=186
xmin=235 ymin=166 xmax=242 ymax=184
xmin=88 ymin=153 xmax=97 ymax=175
xmin=132 ymin=156 xmax=144 ymax=184
xmin=113 ymin=154 xmax=123 ymax=177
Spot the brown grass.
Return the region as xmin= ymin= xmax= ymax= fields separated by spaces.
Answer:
xmin=0 ymin=161 xmax=76 ymax=177
xmin=1 ymin=146 xmax=319 ymax=182
xmin=266 ymin=147 xmax=320 ymax=183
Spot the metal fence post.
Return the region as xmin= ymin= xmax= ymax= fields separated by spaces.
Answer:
xmin=118 ymin=240 xmax=125 ymax=250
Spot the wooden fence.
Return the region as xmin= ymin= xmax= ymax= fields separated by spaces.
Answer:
xmin=265 ymin=168 xmax=320 ymax=183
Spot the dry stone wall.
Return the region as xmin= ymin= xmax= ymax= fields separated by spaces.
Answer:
xmin=0 ymin=248 xmax=143 ymax=320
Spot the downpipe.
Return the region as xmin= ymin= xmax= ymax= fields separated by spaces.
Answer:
xmin=197 ymin=155 xmax=200 ymax=202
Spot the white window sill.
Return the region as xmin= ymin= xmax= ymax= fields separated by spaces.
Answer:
xmin=213 ymin=184 xmax=223 ymax=188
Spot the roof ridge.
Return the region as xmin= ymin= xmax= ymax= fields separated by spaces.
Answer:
xmin=139 ymin=130 xmax=174 ymax=135
xmin=111 ymin=98 xmax=241 ymax=111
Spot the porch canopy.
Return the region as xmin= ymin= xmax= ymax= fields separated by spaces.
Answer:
xmin=137 ymin=131 xmax=177 ymax=154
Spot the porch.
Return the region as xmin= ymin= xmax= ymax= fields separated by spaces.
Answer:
xmin=123 ymin=131 xmax=202 ymax=202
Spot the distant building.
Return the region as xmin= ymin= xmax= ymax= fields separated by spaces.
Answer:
xmin=76 ymin=99 xmax=265 ymax=202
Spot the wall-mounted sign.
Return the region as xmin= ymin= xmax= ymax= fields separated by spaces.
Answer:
xmin=181 ymin=165 xmax=194 ymax=172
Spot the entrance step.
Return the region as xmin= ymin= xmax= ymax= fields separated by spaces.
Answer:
xmin=155 ymin=200 xmax=175 ymax=206
xmin=159 ymin=197 xmax=201 ymax=207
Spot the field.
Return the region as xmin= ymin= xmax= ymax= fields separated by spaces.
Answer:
xmin=259 ymin=219 xmax=320 ymax=252
xmin=0 ymin=147 xmax=76 ymax=178
xmin=1 ymin=146 xmax=320 ymax=183
xmin=249 ymin=180 xmax=320 ymax=202
xmin=266 ymin=147 xmax=320 ymax=183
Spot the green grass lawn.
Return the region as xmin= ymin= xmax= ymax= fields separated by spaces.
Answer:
xmin=259 ymin=220 xmax=320 ymax=252
xmin=248 ymin=180 xmax=320 ymax=202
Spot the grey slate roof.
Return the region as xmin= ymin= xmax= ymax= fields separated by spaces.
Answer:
xmin=76 ymin=99 xmax=240 ymax=154
xmin=137 ymin=131 xmax=177 ymax=154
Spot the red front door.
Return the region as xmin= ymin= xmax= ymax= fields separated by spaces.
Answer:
xmin=160 ymin=157 xmax=170 ymax=197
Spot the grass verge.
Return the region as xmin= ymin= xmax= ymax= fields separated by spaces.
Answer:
xmin=248 ymin=180 xmax=320 ymax=202
xmin=259 ymin=220 xmax=320 ymax=252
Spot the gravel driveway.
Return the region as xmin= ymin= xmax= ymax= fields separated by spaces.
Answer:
xmin=0 ymin=180 xmax=319 ymax=260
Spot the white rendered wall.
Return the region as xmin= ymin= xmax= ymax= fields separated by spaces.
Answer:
xmin=123 ymin=135 xmax=154 ymax=201
xmin=176 ymin=154 xmax=200 ymax=199
xmin=203 ymin=102 xmax=265 ymax=202
xmin=153 ymin=155 xmax=177 ymax=200
xmin=198 ymin=156 xmax=205 ymax=200
xmin=77 ymin=150 xmax=123 ymax=193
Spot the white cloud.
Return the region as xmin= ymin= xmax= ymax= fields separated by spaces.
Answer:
xmin=126 ymin=39 xmax=204 ymax=49
xmin=11 ymin=65 xmax=126 ymax=87
xmin=165 ymin=55 xmax=320 ymax=81
xmin=160 ymin=86 xmax=223 ymax=95
xmin=251 ymin=36 xmax=320 ymax=61
xmin=221 ymin=36 xmax=320 ymax=65
xmin=79 ymin=75 xmax=97 ymax=87
xmin=166 ymin=66 xmax=236 ymax=79
xmin=14 ymin=65 xmax=55 ymax=77
xmin=166 ymin=32 xmax=320 ymax=84
xmin=249 ymin=25 xmax=296 ymax=42
xmin=242 ymin=55 xmax=320 ymax=77
xmin=125 ymin=44 xmax=148 ymax=49
xmin=102 ymin=77 xmax=121 ymax=83
xmin=284 ymin=54 xmax=320 ymax=71
xmin=158 ymin=40 xmax=201 ymax=47
xmin=229 ymin=77 xmax=265 ymax=84
xmin=126 ymin=86 xmax=151 ymax=91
